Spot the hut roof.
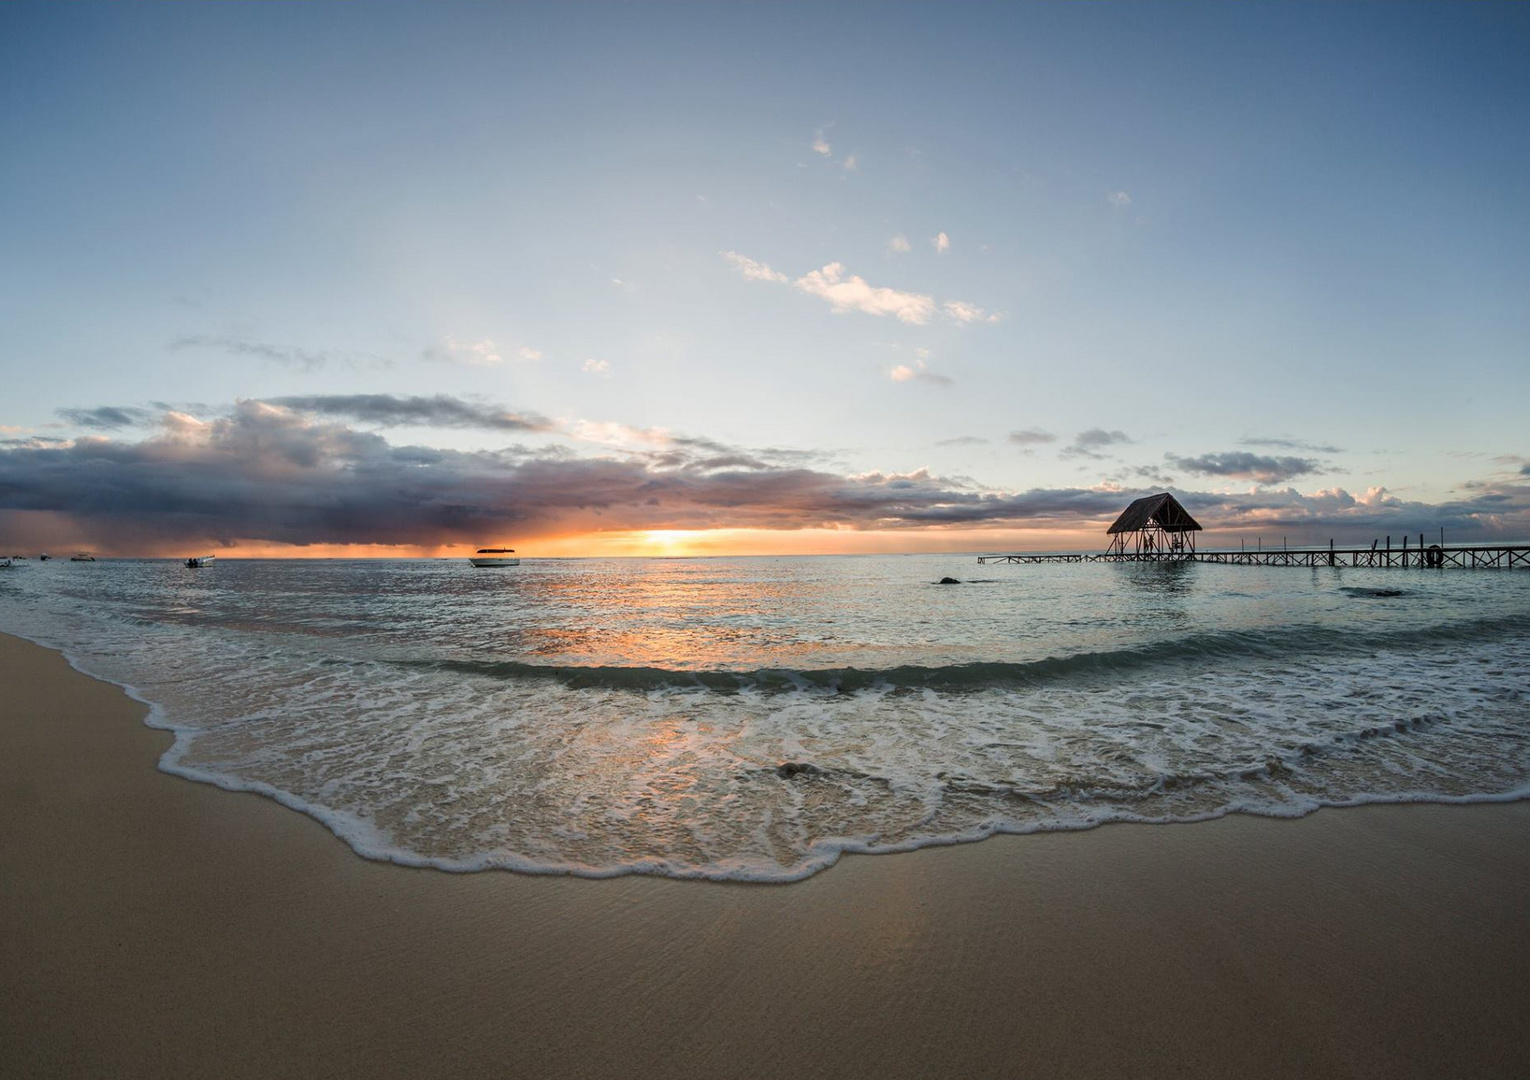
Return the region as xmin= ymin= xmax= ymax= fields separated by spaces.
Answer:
xmin=1106 ymin=493 xmax=1202 ymax=535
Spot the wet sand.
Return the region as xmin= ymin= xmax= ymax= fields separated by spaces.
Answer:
xmin=3 ymin=630 xmax=1527 ymax=1079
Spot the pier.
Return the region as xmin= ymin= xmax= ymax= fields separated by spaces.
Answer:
xmin=978 ymin=493 xmax=1529 ymax=569
xmin=977 ymin=542 xmax=1530 ymax=569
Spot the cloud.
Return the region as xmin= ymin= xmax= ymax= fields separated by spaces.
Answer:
xmin=1166 ymin=451 xmax=1323 ymax=485
xmin=942 ymin=300 xmax=1002 ymax=325
xmin=518 ymin=347 xmax=544 ymax=362
xmin=61 ymin=394 xmax=834 ymax=468
xmin=841 ymin=154 xmax=858 ymax=172
xmin=6 ymin=404 xmax=1530 ymax=550
xmin=721 ymin=250 xmax=789 ymax=284
xmin=444 ymin=337 xmax=502 ymax=367
xmin=0 ymin=404 xmax=1132 ymax=547
xmin=795 ymin=263 xmax=937 ymax=324
xmin=583 ymin=358 xmax=612 ymax=376
xmin=936 ymin=436 xmax=988 ymax=448
xmin=1008 ymin=427 xmax=1057 ymax=446
xmin=170 ymin=335 xmax=387 ymax=372
xmin=271 ymin=395 xmax=556 ymax=433
xmin=0 ymin=435 xmax=69 ymax=449
xmin=563 ymin=420 xmax=672 ymax=450
xmin=812 ymin=128 xmax=832 ymax=156
xmin=1075 ymin=429 xmax=1133 ymax=449
xmin=890 ymin=349 xmax=951 ymax=386
xmin=932 ymin=232 xmax=950 ymax=253
xmin=1107 ymin=191 xmax=1132 ymax=207
xmin=1131 ymin=465 xmax=1178 ymax=487
xmin=1241 ymin=436 xmax=1344 ymax=454
xmin=889 ymin=362 xmax=953 ymax=387
xmin=1059 ymin=428 xmax=1134 ymax=460
xmin=887 ymin=235 xmax=911 ymax=254
xmin=56 ymin=406 xmax=156 ymax=430
xmin=724 ymin=252 xmax=1003 ymax=329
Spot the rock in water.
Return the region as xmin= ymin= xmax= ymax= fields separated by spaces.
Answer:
xmin=937 ymin=577 xmax=962 ymax=585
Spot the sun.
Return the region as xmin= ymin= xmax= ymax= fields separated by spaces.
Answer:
xmin=639 ymin=530 xmax=695 ymax=555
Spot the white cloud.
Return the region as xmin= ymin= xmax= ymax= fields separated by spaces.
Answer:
xmin=566 ymin=419 xmax=669 ymax=447
xmin=1108 ymin=191 xmax=1132 ymax=207
xmin=518 ymin=347 xmax=543 ymax=362
xmin=723 ymin=252 xmax=1001 ymax=330
xmin=889 ymin=355 xmax=953 ymax=387
xmin=795 ymin=262 xmax=936 ymax=324
xmin=887 ymin=234 xmax=911 ymax=254
xmin=841 ymin=153 xmax=858 ymax=172
xmin=932 ymin=232 xmax=950 ymax=253
xmin=812 ymin=129 xmax=832 ymax=156
xmin=445 ymin=337 xmax=502 ymax=366
xmin=582 ymin=358 xmax=611 ymax=376
xmin=943 ymin=300 xmax=1002 ymax=325
xmin=721 ymin=250 xmax=789 ymax=284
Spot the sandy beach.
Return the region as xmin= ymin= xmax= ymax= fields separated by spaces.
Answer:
xmin=2 ymin=630 xmax=1527 ymax=1080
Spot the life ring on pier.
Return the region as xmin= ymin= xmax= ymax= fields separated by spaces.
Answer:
xmin=1425 ymin=544 xmax=1444 ymax=568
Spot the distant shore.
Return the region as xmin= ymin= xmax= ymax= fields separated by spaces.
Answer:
xmin=3 ymin=629 xmax=1528 ymax=1079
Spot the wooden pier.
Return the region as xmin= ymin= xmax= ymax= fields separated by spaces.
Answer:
xmin=978 ymin=542 xmax=1530 ymax=569
xmin=985 ymin=494 xmax=1530 ymax=570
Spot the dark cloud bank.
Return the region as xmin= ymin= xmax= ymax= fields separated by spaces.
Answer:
xmin=4 ymin=397 xmax=1528 ymax=551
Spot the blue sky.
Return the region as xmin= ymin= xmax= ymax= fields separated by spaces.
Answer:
xmin=2 ymin=2 xmax=1528 ymax=553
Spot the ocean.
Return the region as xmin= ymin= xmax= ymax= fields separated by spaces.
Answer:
xmin=2 ymin=554 xmax=1527 ymax=881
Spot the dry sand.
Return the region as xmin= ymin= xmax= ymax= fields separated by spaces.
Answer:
xmin=2 ymin=630 xmax=1528 ymax=1079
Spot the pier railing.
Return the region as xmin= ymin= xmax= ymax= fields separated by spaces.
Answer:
xmin=977 ymin=543 xmax=1530 ymax=569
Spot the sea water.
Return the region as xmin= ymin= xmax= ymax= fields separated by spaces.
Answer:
xmin=2 ymin=555 xmax=1527 ymax=881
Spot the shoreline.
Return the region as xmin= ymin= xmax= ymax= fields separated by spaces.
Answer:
xmin=11 ymin=616 xmax=1528 ymax=884
xmin=3 ymin=629 xmax=1528 ymax=1078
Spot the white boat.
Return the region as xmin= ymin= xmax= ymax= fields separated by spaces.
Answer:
xmin=469 ymin=547 xmax=520 ymax=568
xmin=70 ymin=552 xmax=96 ymax=562
xmin=185 ymin=555 xmax=216 ymax=568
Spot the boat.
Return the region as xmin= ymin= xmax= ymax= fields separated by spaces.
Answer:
xmin=70 ymin=552 xmax=96 ymax=562
xmin=185 ymin=555 xmax=216 ymax=568
xmin=38 ymin=553 xmax=51 ymax=561
xmin=469 ymin=547 xmax=520 ymax=568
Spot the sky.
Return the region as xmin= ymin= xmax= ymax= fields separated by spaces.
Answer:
xmin=2 ymin=1 xmax=1528 ymax=556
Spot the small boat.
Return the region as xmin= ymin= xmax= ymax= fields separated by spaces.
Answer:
xmin=469 ymin=547 xmax=520 ymax=568
xmin=38 ymin=553 xmax=51 ymax=561
xmin=185 ymin=555 xmax=216 ymax=568
xmin=70 ymin=552 xmax=96 ymax=562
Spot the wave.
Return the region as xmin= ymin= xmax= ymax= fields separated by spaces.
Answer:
xmin=395 ymin=611 xmax=1530 ymax=693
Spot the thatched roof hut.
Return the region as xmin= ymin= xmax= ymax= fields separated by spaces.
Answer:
xmin=1106 ymin=493 xmax=1202 ymax=556
xmin=1107 ymin=493 xmax=1202 ymax=535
